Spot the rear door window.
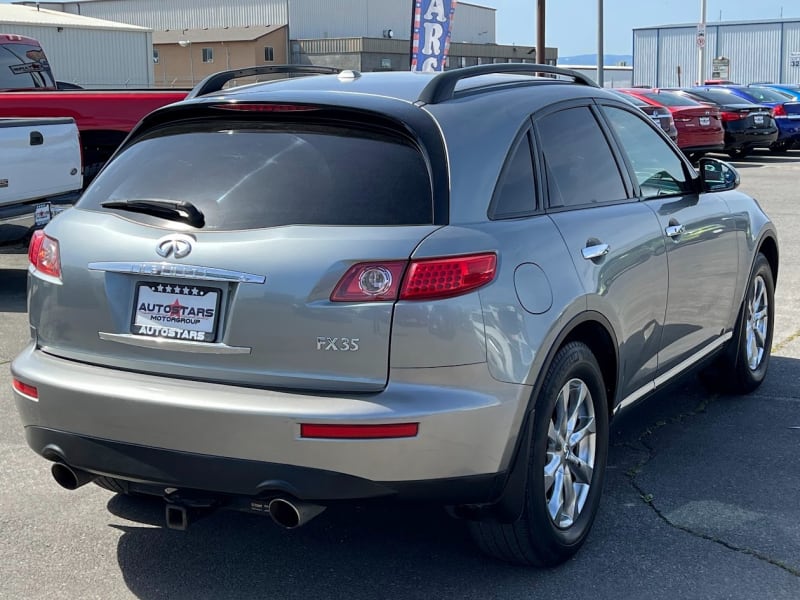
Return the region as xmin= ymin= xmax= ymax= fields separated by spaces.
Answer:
xmin=536 ymin=106 xmax=628 ymax=208
xmin=79 ymin=122 xmax=435 ymax=229
xmin=490 ymin=131 xmax=537 ymax=219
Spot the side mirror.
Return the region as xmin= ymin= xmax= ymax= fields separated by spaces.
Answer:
xmin=698 ymin=157 xmax=740 ymax=192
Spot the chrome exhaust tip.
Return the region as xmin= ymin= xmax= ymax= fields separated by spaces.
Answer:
xmin=268 ymin=497 xmax=326 ymax=529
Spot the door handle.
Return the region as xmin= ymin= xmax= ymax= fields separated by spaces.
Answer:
xmin=581 ymin=243 xmax=610 ymax=260
xmin=30 ymin=131 xmax=44 ymax=146
xmin=665 ymin=224 xmax=686 ymax=238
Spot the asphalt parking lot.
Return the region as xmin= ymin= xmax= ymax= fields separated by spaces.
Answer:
xmin=1 ymin=152 xmax=799 ymax=599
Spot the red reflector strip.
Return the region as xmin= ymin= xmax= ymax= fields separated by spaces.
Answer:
xmin=300 ymin=423 xmax=419 ymax=439
xmin=12 ymin=378 xmax=38 ymax=399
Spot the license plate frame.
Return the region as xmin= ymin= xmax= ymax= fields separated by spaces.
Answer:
xmin=699 ymin=116 xmax=711 ymax=126
xmin=131 ymin=282 xmax=222 ymax=343
xmin=754 ymin=114 xmax=765 ymax=125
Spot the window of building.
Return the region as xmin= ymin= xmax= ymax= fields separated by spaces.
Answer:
xmin=264 ymin=46 xmax=274 ymax=62
xmin=202 ymin=48 xmax=213 ymax=63
xmin=380 ymin=57 xmax=391 ymax=69
xmin=459 ymin=56 xmax=466 ymax=68
xmin=153 ymin=48 xmax=160 ymax=64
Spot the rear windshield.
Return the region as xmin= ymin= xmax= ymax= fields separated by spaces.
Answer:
xmin=688 ymin=89 xmax=753 ymax=105
xmin=740 ymin=87 xmax=794 ymax=103
xmin=0 ymin=43 xmax=55 ymax=89
xmin=638 ymin=91 xmax=699 ymax=107
xmin=79 ymin=122 xmax=434 ymax=229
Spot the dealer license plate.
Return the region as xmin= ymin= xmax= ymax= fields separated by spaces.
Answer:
xmin=699 ymin=117 xmax=711 ymax=126
xmin=131 ymin=282 xmax=220 ymax=343
xmin=754 ymin=115 xmax=765 ymax=125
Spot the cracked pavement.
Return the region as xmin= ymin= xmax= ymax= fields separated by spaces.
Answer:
xmin=2 ymin=153 xmax=800 ymax=599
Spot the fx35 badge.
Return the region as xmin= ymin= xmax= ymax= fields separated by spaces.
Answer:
xmin=316 ymin=337 xmax=360 ymax=352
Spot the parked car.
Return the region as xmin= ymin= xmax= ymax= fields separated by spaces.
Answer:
xmin=609 ymin=90 xmax=678 ymax=142
xmin=12 ymin=64 xmax=778 ymax=567
xmin=692 ymin=86 xmax=800 ymax=152
xmin=615 ymin=88 xmax=724 ymax=161
xmin=669 ymin=88 xmax=778 ymax=158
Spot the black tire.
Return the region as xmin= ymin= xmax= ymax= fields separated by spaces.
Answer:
xmin=769 ymin=141 xmax=789 ymax=154
xmin=718 ymin=253 xmax=775 ymax=394
xmin=469 ymin=342 xmax=609 ymax=566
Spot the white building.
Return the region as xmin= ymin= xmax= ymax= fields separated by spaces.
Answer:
xmin=634 ymin=18 xmax=800 ymax=87
xmin=0 ymin=4 xmax=153 ymax=87
xmin=18 ymin=0 xmax=497 ymax=45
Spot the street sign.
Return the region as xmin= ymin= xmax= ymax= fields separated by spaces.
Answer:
xmin=712 ymin=57 xmax=730 ymax=80
xmin=697 ymin=24 xmax=706 ymax=48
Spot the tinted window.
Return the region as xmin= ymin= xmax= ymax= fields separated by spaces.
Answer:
xmin=537 ymin=107 xmax=627 ymax=208
xmin=491 ymin=132 xmax=536 ymax=219
xmin=0 ymin=43 xmax=55 ymax=89
xmin=79 ymin=123 xmax=434 ymax=229
xmin=604 ymin=107 xmax=690 ymax=198
xmin=638 ymin=91 xmax=700 ymax=107
xmin=688 ymin=89 xmax=752 ymax=105
xmin=738 ymin=87 xmax=792 ymax=103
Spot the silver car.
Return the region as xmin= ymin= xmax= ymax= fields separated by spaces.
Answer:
xmin=11 ymin=64 xmax=778 ymax=566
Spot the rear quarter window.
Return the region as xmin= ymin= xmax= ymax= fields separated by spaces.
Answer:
xmin=79 ymin=122 xmax=435 ymax=230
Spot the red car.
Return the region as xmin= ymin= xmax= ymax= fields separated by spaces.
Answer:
xmin=617 ymin=89 xmax=725 ymax=161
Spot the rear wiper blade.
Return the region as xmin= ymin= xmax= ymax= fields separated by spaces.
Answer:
xmin=101 ymin=199 xmax=205 ymax=228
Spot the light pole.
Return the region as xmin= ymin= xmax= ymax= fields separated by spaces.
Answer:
xmin=597 ymin=0 xmax=604 ymax=87
xmin=536 ymin=0 xmax=545 ymax=65
xmin=698 ymin=0 xmax=707 ymax=84
xmin=178 ymin=39 xmax=194 ymax=85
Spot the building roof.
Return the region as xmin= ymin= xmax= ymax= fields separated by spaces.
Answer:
xmin=635 ymin=17 xmax=800 ymax=31
xmin=153 ymin=25 xmax=286 ymax=45
xmin=0 ymin=4 xmax=148 ymax=32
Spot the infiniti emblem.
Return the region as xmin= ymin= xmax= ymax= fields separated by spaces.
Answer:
xmin=155 ymin=234 xmax=194 ymax=259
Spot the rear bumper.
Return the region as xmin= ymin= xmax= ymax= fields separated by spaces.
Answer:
xmin=724 ymin=129 xmax=780 ymax=149
xmin=680 ymin=144 xmax=725 ymax=154
xmin=775 ymin=118 xmax=800 ymax=141
xmin=11 ymin=344 xmax=529 ymax=501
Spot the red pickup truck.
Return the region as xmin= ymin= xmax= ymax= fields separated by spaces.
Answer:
xmin=0 ymin=34 xmax=188 ymax=183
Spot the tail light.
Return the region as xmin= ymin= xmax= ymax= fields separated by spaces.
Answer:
xmin=28 ymin=230 xmax=61 ymax=279
xmin=772 ymin=104 xmax=787 ymax=117
xmin=720 ymin=111 xmax=747 ymax=122
xmin=331 ymin=253 xmax=497 ymax=302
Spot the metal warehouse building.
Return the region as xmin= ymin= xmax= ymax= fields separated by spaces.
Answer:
xmin=20 ymin=0 xmax=498 ymax=45
xmin=634 ymin=18 xmax=800 ymax=87
xmin=0 ymin=4 xmax=153 ymax=87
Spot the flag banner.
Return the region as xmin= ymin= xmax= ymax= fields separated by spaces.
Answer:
xmin=411 ymin=0 xmax=457 ymax=72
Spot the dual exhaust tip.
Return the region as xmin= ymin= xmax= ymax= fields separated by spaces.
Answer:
xmin=51 ymin=462 xmax=325 ymax=530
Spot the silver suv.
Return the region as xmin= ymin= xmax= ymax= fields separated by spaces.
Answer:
xmin=11 ymin=64 xmax=778 ymax=566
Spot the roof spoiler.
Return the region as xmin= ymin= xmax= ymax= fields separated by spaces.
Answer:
xmin=187 ymin=65 xmax=341 ymax=99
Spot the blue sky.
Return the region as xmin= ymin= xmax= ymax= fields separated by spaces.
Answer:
xmin=486 ymin=0 xmax=799 ymax=55
xmin=1 ymin=0 xmax=798 ymax=56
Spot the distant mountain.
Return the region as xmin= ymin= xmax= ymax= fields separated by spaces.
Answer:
xmin=558 ymin=54 xmax=633 ymax=66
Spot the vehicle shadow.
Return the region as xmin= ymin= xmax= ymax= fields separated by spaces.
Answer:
xmin=107 ymin=356 xmax=800 ymax=599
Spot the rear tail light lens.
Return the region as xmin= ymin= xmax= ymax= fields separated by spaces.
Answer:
xmin=773 ymin=104 xmax=787 ymax=117
xmin=12 ymin=378 xmax=38 ymax=399
xmin=400 ymin=253 xmax=497 ymax=300
xmin=28 ymin=230 xmax=61 ymax=279
xmin=721 ymin=111 xmax=747 ymax=122
xmin=330 ymin=253 xmax=497 ymax=303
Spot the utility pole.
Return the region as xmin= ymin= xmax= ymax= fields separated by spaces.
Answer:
xmin=698 ymin=0 xmax=707 ymax=84
xmin=536 ymin=0 xmax=545 ymax=65
xmin=597 ymin=0 xmax=604 ymax=87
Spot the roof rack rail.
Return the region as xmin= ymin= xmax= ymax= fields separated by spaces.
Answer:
xmin=417 ymin=64 xmax=598 ymax=105
xmin=188 ymin=65 xmax=341 ymax=99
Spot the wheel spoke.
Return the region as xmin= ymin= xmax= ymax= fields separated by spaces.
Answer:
xmin=560 ymin=464 xmax=577 ymax=526
xmin=567 ymin=454 xmax=594 ymax=484
xmin=569 ymin=416 xmax=596 ymax=447
xmin=753 ymin=307 xmax=768 ymax=322
xmin=547 ymin=466 xmax=565 ymax=523
xmin=566 ymin=382 xmax=587 ymax=434
xmin=547 ymin=420 xmax=561 ymax=447
xmin=555 ymin=386 xmax=569 ymax=439
xmin=544 ymin=454 xmax=560 ymax=491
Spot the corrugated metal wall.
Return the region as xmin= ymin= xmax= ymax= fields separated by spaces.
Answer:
xmin=0 ymin=23 xmax=153 ymax=87
xmin=633 ymin=29 xmax=657 ymax=86
xmin=50 ymin=0 xmax=495 ymax=43
xmin=717 ymin=23 xmax=781 ymax=84
xmin=783 ymin=22 xmax=800 ymax=82
xmin=635 ymin=20 xmax=800 ymax=86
